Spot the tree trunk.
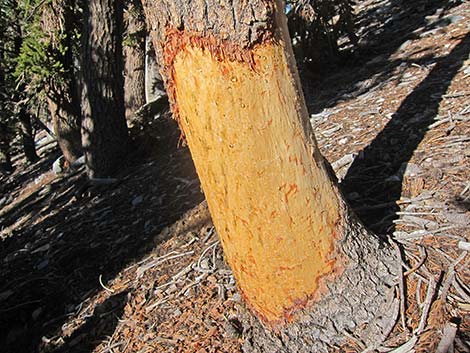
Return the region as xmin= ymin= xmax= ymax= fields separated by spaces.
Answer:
xmin=123 ymin=0 xmax=146 ymax=120
xmin=41 ymin=0 xmax=83 ymax=164
xmin=18 ymin=109 xmax=39 ymax=163
xmin=47 ymin=97 xmax=83 ymax=164
xmin=144 ymin=37 xmax=165 ymax=103
xmin=0 ymin=121 xmax=13 ymax=172
xmin=142 ymin=0 xmax=398 ymax=351
xmin=80 ymin=0 xmax=128 ymax=178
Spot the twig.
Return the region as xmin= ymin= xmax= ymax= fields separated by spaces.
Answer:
xmin=441 ymin=251 xmax=468 ymax=301
xmin=202 ymin=226 xmax=215 ymax=243
xmin=100 ymin=341 xmax=126 ymax=353
xmin=415 ymin=276 xmax=437 ymax=335
xmin=391 ymin=240 xmax=408 ymax=332
xmin=453 ymin=276 xmax=470 ymax=303
xmin=416 ymin=278 xmax=423 ymax=306
xmin=195 ymin=241 xmax=219 ymax=273
xmin=144 ymin=298 xmax=168 ymax=312
xmin=136 ymin=250 xmax=194 ymax=278
xmin=386 ymin=336 xmax=418 ymax=353
xmin=435 ymin=321 xmax=458 ymax=353
xmin=99 ymin=275 xmax=115 ymax=293
xmin=404 ymin=246 xmax=427 ymax=277
xmin=0 ymin=299 xmax=41 ymax=313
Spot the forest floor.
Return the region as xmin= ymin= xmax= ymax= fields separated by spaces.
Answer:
xmin=1 ymin=0 xmax=469 ymax=352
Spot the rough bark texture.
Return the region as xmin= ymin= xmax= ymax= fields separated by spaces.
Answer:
xmin=144 ymin=38 xmax=165 ymax=103
xmin=80 ymin=0 xmax=128 ymax=178
xmin=123 ymin=0 xmax=146 ymax=120
xmin=0 ymin=121 xmax=13 ymax=172
xmin=18 ymin=109 xmax=39 ymax=163
xmin=240 ymin=210 xmax=398 ymax=352
xmin=142 ymin=0 xmax=275 ymax=114
xmin=41 ymin=0 xmax=83 ymax=164
xmin=47 ymin=98 xmax=83 ymax=164
xmin=143 ymin=0 xmax=398 ymax=351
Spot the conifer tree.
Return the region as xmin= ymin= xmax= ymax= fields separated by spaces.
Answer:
xmin=142 ymin=1 xmax=397 ymax=351
xmin=80 ymin=0 xmax=129 ymax=178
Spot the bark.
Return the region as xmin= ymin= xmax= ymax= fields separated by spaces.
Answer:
xmin=80 ymin=0 xmax=128 ymax=178
xmin=41 ymin=0 xmax=83 ymax=164
xmin=47 ymin=97 xmax=83 ymax=164
xmin=144 ymin=38 xmax=165 ymax=103
xmin=0 ymin=121 xmax=13 ymax=172
xmin=142 ymin=0 xmax=398 ymax=351
xmin=18 ymin=109 xmax=39 ymax=163
xmin=123 ymin=0 xmax=146 ymax=120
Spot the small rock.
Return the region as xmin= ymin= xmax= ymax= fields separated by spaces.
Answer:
xmin=347 ymin=192 xmax=361 ymax=201
xmin=444 ymin=15 xmax=464 ymax=25
xmin=385 ymin=175 xmax=401 ymax=183
xmin=232 ymin=293 xmax=242 ymax=302
xmin=52 ymin=156 xmax=65 ymax=175
xmin=36 ymin=259 xmax=49 ymax=270
xmin=32 ymin=307 xmax=43 ymax=321
xmin=0 ymin=289 xmax=14 ymax=301
xmin=199 ymin=258 xmax=211 ymax=270
xmin=131 ymin=195 xmax=144 ymax=206
xmin=398 ymin=40 xmax=412 ymax=51
xmin=403 ymin=163 xmax=421 ymax=177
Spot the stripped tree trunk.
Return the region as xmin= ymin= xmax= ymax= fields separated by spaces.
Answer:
xmin=80 ymin=0 xmax=128 ymax=178
xmin=123 ymin=0 xmax=146 ymax=120
xmin=41 ymin=0 xmax=83 ymax=164
xmin=142 ymin=0 xmax=398 ymax=351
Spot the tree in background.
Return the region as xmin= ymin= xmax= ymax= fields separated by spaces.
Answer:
xmin=3 ymin=0 xmax=40 ymax=163
xmin=80 ymin=0 xmax=129 ymax=178
xmin=39 ymin=0 xmax=83 ymax=164
xmin=0 ymin=0 xmax=15 ymax=170
xmin=143 ymin=0 xmax=397 ymax=351
xmin=287 ymin=0 xmax=357 ymax=66
xmin=123 ymin=0 xmax=146 ymax=120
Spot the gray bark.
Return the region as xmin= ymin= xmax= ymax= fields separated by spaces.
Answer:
xmin=41 ymin=0 xmax=83 ymax=164
xmin=144 ymin=37 xmax=164 ymax=103
xmin=18 ymin=109 xmax=39 ymax=163
xmin=124 ymin=0 xmax=146 ymax=120
xmin=240 ymin=208 xmax=398 ymax=352
xmin=80 ymin=0 xmax=128 ymax=178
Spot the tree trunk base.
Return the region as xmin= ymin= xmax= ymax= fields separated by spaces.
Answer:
xmin=239 ymin=211 xmax=398 ymax=352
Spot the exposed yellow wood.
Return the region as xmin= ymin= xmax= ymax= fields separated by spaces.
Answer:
xmin=172 ymin=40 xmax=342 ymax=323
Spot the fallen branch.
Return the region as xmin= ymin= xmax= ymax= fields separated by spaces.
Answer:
xmin=435 ymin=321 xmax=458 ymax=353
xmin=391 ymin=240 xmax=408 ymax=332
xmin=415 ymin=276 xmax=437 ymax=335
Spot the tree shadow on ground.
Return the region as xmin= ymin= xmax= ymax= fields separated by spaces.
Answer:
xmin=341 ymin=33 xmax=470 ymax=234
xmin=302 ymin=0 xmax=463 ymax=111
xmin=51 ymin=291 xmax=128 ymax=353
xmin=0 ymin=117 xmax=203 ymax=353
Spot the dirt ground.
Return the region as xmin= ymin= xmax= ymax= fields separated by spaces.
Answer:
xmin=1 ymin=0 xmax=469 ymax=352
